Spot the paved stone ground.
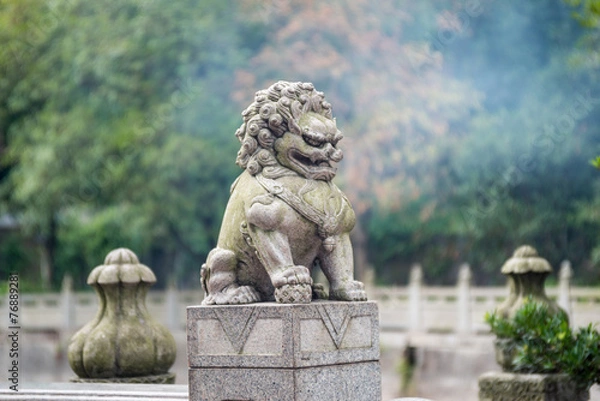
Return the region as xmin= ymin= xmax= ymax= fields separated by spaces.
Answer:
xmin=380 ymin=332 xmax=600 ymax=401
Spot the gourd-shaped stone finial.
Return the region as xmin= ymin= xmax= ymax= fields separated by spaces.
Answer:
xmin=495 ymin=245 xmax=562 ymax=319
xmin=68 ymin=248 xmax=176 ymax=383
xmin=492 ymin=246 xmax=569 ymax=372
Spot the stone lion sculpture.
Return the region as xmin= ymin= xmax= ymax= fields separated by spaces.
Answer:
xmin=201 ymin=81 xmax=367 ymax=304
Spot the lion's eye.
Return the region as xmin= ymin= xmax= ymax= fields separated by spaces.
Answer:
xmin=303 ymin=130 xmax=326 ymax=147
xmin=304 ymin=136 xmax=322 ymax=147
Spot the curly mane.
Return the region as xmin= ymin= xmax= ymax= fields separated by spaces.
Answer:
xmin=235 ymin=81 xmax=334 ymax=176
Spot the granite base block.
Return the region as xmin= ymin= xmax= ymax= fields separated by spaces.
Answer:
xmin=187 ymin=301 xmax=381 ymax=401
xmin=189 ymin=362 xmax=381 ymax=401
xmin=478 ymin=371 xmax=589 ymax=401
xmin=187 ymin=300 xmax=379 ymax=369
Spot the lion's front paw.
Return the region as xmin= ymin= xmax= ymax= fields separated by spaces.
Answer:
xmin=202 ymin=285 xmax=261 ymax=305
xmin=330 ymin=280 xmax=367 ymax=301
xmin=271 ymin=266 xmax=313 ymax=304
xmin=271 ymin=265 xmax=313 ymax=288
xmin=275 ymin=283 xmax=312 ymax=303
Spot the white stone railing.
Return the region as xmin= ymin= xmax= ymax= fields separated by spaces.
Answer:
xmin=3 ymin=261 xmax=599 ymax=334
xmin=7 ymin=284 xmax=203 ymax=332
xmin=373 ymin=261 xmax=600 ymax=334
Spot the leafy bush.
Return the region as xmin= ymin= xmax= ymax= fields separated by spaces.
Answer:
xmin=486 ymin=299 xmax=600 ymax=391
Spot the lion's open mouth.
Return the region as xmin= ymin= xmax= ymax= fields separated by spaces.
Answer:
xmin=288 ymin=149 xmax=337 ymax=180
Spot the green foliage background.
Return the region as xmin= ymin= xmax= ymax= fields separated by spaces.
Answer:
xmin=0 ymin=0 xmax=599 ymax=290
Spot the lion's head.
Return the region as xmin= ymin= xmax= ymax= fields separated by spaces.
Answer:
xmin=235 ymin=81 xmax=344 ymax=181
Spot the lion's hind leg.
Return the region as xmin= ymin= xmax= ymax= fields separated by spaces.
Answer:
xmin=201 ymin=248 xmax=261 ymax=305
xmin=319 ymin=234 xmax=367 ymax=302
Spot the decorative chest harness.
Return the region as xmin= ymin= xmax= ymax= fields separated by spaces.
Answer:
xmin=255 ymin=174 xmax=344 ymax=252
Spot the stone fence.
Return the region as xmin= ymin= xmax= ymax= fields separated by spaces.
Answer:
xmin=4 ymin=261 xmax=599 ymax=334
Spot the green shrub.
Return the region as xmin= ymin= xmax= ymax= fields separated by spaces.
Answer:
xmin=486 ymin=299 xmax=600 ymax=391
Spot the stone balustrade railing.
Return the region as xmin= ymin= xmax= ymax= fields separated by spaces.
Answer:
xmin=4 ymin=261 xmax=598 ymax=334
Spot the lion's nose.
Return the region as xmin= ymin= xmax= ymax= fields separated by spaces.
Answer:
xmin=331 ymin=149 xmax=343 ymax=162
xmin=323 ymin=143 xmax=343 ymax=162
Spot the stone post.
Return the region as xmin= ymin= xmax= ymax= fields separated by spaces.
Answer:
xmin=558 ymin=260 xmax=572 ymax=320
xmin=408 ymin=264 xmax=423 ymax=333
xmin=495 ymin=245 xmax=562 ymax=319
xmin=61 ymin=274 xmax=75 ymax=332
xmin=456 ymin=263 xmax=472 ymax=335
xmin=491 ymin=246 xmax=566 ymax=372
xmin=165 ymin=276 xmax=179 ymax=331
xmin=478 ymin=246 xmax=584 ymax=401
xmin=494 ymin=273 xmax=519 ymax=320
xmin=68 ymin=248 xmax=176 ymax=383
xmin=362 ymin=266 xmax=376 ymax=294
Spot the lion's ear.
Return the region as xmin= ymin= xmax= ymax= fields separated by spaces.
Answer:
xmin=291 ymin=100 xmax=303 ymax=119
xmin=289 ymin=118 xmax=302 ymax=135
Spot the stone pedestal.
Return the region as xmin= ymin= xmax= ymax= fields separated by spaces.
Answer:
xmin=187 ymin=301 xmax=381 ymax=401
xmin=478 ymin=371 xmax=589 ymax=401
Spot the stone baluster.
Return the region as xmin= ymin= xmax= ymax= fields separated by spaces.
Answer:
xmin=68 ymin=248 xmax=176 ymax=383
xmin=165 ymin=276 xmax=179 ymax=331
xmin=479 ymin=247 xmax=586 ymax=401
xmin=409 ymin=264 xmax=423 ymax=332
xmin=456 ymin=263 xmax=472 ymax=335
xmin=491 ymin=246 xmax=567 ymax=371
xmin=61 ymin=274 xmax=75 ymax=332
xmin=362 ymin=266 xmax=376 ymax=294
xmin=558 ymin=260 xmax=572 ymax=320
xmin=496 ymin=245 xmax=562 ymax=319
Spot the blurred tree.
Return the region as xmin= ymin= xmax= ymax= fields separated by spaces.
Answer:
xmin=0 ymin=0 xmax=255 ymax=289
xmin=429 ymin=0 xmax=600 ymax=284
xmin=565 ymin=0 xmax=600 ymax=27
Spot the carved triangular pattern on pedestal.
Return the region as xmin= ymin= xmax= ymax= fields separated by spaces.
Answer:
xmin=317 ymin=304 xmax=351 ymax=349
xmin=213 ymin=307 xmax=260 ymax=354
